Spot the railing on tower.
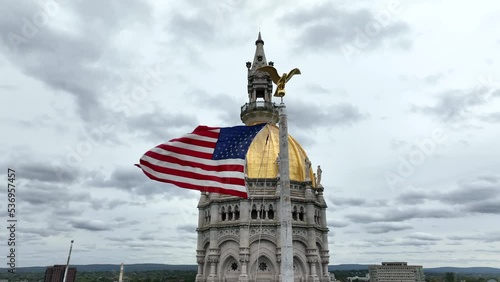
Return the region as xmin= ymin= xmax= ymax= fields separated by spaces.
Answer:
xmin=240 ymin=101 xmax=276 ymax=113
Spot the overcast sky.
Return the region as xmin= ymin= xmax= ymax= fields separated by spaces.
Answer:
xmin=1 ymin=0 xmax=499 ymax=268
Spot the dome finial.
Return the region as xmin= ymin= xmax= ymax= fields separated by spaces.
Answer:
xmin=255 ymin=31 xmax=264 ymax=45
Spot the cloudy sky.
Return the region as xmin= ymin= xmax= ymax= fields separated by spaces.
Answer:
xmin=1 ymin=0 xmax=499 ymax=268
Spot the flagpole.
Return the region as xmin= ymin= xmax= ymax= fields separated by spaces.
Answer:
xmin=278 ymin=101 xmax=294 ymax=282
xmin=63 ymin=240 xmax=74 ymax=282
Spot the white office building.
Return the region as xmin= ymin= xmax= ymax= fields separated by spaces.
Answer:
xmin=369 ymin=262 xmax=425 ymax=282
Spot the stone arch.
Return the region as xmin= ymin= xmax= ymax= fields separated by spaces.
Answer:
xmin=218 ymin=235 xmax=239 ymax=246
xmin=293 ymin=240 xmax=309 ymax=281
xmin=249 ymin=254 xmax=276 ymax=282
xmin=219 ymin=252 xmax=240 ymax=282
xmin=249 ymin=234 xmax=277 ymax=245
xmin=293 ymin=255 xmax=307 ymax=282
xmin=292 ymin=234 xmax=308 ymax=247
xmin=202 ymin=241 xmax=210 ymax=280
xmin=248 ymin=239 xmax=277 ymax=281
xmin=217 ymin=240 xmax=240 ymax=281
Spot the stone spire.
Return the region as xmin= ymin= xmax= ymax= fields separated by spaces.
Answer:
xmin=250 ymin=32 xmax=267 ymax=72
xmin=241 ymin=32 xmax=278 ymax=125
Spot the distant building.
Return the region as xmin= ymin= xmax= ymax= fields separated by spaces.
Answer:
xmin=369 ymin=262 xmax=424 ymax=282
xmin=44 ymin=265 xmax=77 ymax=282
xmin=347 ymin=274 xmax=370 ymax=281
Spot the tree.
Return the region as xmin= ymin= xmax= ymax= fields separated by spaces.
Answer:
xmin=445 ymin=272 xmax=455 ymax=282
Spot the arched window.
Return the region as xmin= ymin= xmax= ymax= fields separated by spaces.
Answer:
xmin=268 ymin=204 xmax=274 ymax=219
xmin=235 ymin=205 xmax=240 ymax=220
xmin=292 ymin=206 xmax=298 ymax=221
xmin=251 ymin=204 xmax=257 ymax=219
xmin=259 ymin=205 xmax=265 ymax=219
xmin=228 ymin=206 xmax=233 ymax=220
xmin=299 ymin=206 xmax=304 ymax=221
xmin=221 ymin=207 xmax=226 ymax=221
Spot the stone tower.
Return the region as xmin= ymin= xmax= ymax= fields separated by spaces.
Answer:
xmin=195 ymin=33 xmax=330 ymax=282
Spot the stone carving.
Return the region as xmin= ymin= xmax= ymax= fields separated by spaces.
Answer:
xmin=316 ymin=165 xmax=322 ymax=187
xmin=305 ymin=157 xmax=311 ymax=181
xmin=292 ymin=228 xmax=307 ymax=237
xmin=219 ymin=229 xmax=239 ymax=238
xmin=250 ymin=227 xmax=276 ymax=236
xmin=316 ymin=231 xmax=323 ymax=243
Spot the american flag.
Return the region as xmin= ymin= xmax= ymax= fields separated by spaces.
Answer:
xmin=136 ymin=123 xmax=266 ymax=198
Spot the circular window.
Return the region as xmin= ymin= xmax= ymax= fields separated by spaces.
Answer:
xmin=231 ymin=262 xmax=238 ymax=271
xmin=258 ymin=262 xmax=267 ymax=271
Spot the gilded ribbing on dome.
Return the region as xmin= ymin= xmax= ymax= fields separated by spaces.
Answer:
xmin=245 ymin=124 xmax=315 ymax=185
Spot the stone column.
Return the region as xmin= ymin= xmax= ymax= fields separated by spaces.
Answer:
xmin=320 ymin=250 xmax=330 ymax=282
xmin=306 ymin=228 xmax=320 ymax=282
xmin=196 ymin=249 xmax=205 ymax=282
xmin=306 ymin=253 xmax=320 ymax=282
xmin=206 ymin=229 xmax=220 ymax=282
xmin=239 ymin=248 xmax=250 ymax=282
xmin=239 ymin=199 xmax=250 ymax=282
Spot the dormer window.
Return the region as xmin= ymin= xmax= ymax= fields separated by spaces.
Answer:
xmin=257 ymin=55 xmax=263 ymax=61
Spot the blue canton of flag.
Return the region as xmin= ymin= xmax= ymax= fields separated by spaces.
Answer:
xmin=213 ymin=124 xmax=265 ymax=160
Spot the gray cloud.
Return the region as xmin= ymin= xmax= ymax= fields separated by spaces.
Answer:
xmin=479 ymin=112 xmax=500 ymax=123
xmin=365 ymin=223 xmax=413 ymax=234
xmin=411 ymin=87 xmax=500 ymax=123
xmin=327 ymin=219 xmax=349 ymax=228
xmin=177 ymin=224 xmax=198 ymax=233
xmin=70 ymin=219 xmax=111 ymax=231
xmin=448 ymin=232 xmax=500 ymax=243
xmin=464 ymin=200 xmax=500 ymax=214
xmin=406 ymin=232 xmax=441 ymax=241
xmin=440 ymin=182 xmax=499 ymax=205
xmin=188 ymin=90 xmax=242 ymax=126
xmin=21 ymin=181 xmax=91 ymax=208
xmin=397 ymin=174 xmax=500 ymax=208
xmin=0 ymin=0 xmax=152 ymax=123
xmin=396 ymin=190 xmax=430 ymax=205
xmin=346 ymin=207 xmax=458 ymax=223
xmin=17 ymin=161 xmax=82 ymax=184
xmin=330 ymin=197 xmax=366 ymax=206
xmin=126 ymin=111 xmax=199 ymax=142
xmin=89 ymin=166 xmax=198 ymax=198
xmin=281 ymin=3 xmax=411 ymax=53
xmin=390 ymin=139 xmax=410 ymax=151
xmin=424 ymin=73 xmax=446 ymax=85
xmin=288 ymin=101 xmax=368 ymax=128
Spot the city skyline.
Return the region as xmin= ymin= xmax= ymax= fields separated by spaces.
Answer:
xmin=0 ymin=0 xmax=499 ymax=267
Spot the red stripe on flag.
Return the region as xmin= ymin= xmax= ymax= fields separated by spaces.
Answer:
xmin=169 ymin=137 xmax=216 ymax=149
xmin=156 ymin=144 xmax=213 ymax=160
xmin=144 ymin=151 xmax=245 ymax=173
xmin=138 ymin=166 xmax=248 ymax=198
xmin=139 ymin=159 xmax=245 ymax=186
xmin=191 ymin=126 xmax=220 ymax=138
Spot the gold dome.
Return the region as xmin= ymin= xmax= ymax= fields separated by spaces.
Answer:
xmin=246 ymin=124 xmax=315 ymax=184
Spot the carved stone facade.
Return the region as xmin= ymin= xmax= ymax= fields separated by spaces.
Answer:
xmin=195 ymin=33 xmax=331 ymax=282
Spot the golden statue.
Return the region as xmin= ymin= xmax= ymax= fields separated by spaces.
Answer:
xmin=257 ymin=66 xmax=301 ymax=97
